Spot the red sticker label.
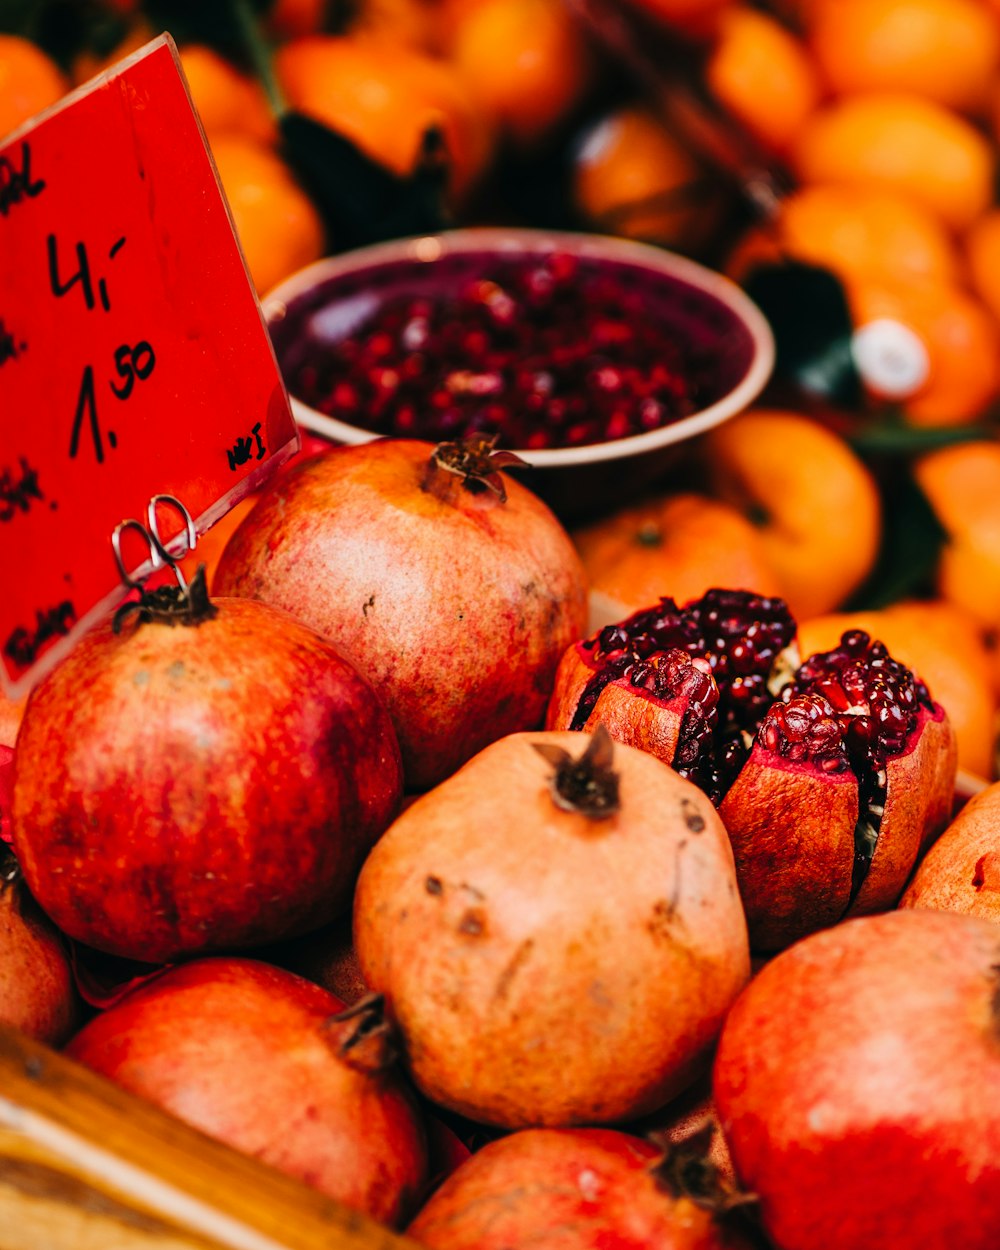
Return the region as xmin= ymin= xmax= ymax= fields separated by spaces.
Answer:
xmin=0 ymin=35 xmax=298 ymax=696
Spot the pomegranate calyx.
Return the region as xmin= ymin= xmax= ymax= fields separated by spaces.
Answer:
xmin=424 ymin=433 xmax=528 ymax=504
xmin=327 ymin=991 xmax=400 ymax=1074
xmin=112 ymin=565 xmax=218 ymax=634
xmin=533 ymin=724 xmax=620 ymax=820
xmin=649 ymin=1122 xmax=758 ymax=1217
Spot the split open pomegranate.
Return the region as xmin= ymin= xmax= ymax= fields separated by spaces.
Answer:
xmin=547 ymin=590 xmax=957 ymax=949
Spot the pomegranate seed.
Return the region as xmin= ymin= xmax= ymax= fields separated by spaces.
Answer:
xmin=285 ymin=252 xmax=717 ymax=451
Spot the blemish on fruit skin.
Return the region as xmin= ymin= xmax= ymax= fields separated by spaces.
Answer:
xmin=494 ymin=938 xmax=534 ymax=1001
xmin=425 ymin=875 xmax=443 ymax=895
xmin=459 ymin=908 xmax=486 ymax=936
xmin=133 ymin=669 xmax=150 ymax=686
xmin=362 ymin=594 xmax=376 ymax=617
xmin=681 ymin=798 xmax=706 ymax=833
xmin=167 ymin=660 xmax=186 ymax=681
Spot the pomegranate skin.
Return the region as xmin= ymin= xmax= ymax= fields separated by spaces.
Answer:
xmin=213 ymin=440 xmax=589 ymax=789
xmin=713 ymin=910 xmax=1000 ymax=1250
xmin=900 ymin=780 xmax=1000 ymax=921
xmin=12 ymin=598 xmax=402 ymax=962
xmin=0 ymin=875 xmax=77 ymax=1044
xmin=408 ymin=1127 xmax=753 ymax=1250
xmin=65 ymin=958 xmax=427 ymax=1225
xmin=354 ymin=730 xmax=750 ymax=1128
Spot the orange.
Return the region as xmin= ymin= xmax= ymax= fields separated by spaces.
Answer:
xmin=704 ymin=6 xmax=822 ymax=155
xmin=573 ymin=492 xmax=782 ymax=624
xmin=449 ymin=0 xmax=594 ymax=151
xmin=346 ymin=0 xmax=440 ymax=49
xmin=275 ymin=34 xmax=490 ymax=202
xmin=571 ymin=105 xmax=725 ymax=251
xmin=704 ymin=409 xmax=882 ymax=620
xmin=964 ymin=208 xmax=1000 ymax=325
xmin=914 ymin=441 xmax=1000 ymax=635
xmin=792 ymin=92 xmax=995 ymax=233
xmin=0 ymin=34 xmax=68 ymax=139
xmin=796 ymin=600 xmax=997 ymax=782
xmin=209 ymin=136 xmax=325 ymax=295
xmin=729 ymin=184 xmax=960 ymax=290
xmin=808 ymin=0 xmax=1000 ymax=116
xmin=845 ymin=273 xmax=1000 ymax=427
xmin=179 ymin=45 xmax=277 ymax=146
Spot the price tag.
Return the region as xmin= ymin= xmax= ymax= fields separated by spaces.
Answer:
xmin=0 ymin=34 xmax=299 ymax=697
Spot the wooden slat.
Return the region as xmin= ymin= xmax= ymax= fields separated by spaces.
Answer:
xmin=0 ymin=1024 xmax=419 ymax=1250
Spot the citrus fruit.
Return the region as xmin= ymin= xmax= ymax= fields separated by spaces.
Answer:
xmin=808 ymin=0 xmax=1000 ymax=115
xmin=792 ymin=92 xmax=995 ymax=232
xmin=704 ymin=409 xmax=882 ymax=620
xmin=210 ymin=136 xmax=325 ymax=295
xmin=0 ymin=34 xmax=68 ymax=139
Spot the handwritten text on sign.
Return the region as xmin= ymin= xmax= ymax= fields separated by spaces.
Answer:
xmin=0 ymin=36 xmax=298 ymax=695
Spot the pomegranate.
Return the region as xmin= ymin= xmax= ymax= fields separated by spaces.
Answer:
xmin=264 ymin=914 xmax=370 ymax=1006
xmin=353 ymin=727 xmax=750 ymax=1128
xmin=899 ymin=779 xmax=1000 ymax=921
xmin=713 ymin=909 xmax=1000 ymax=1250
xmin=547 ymin=591 xmax=957 ymax=949
xmin=407 ymin=1126 xmax=756 ymax=1250
xmin=0 ymin=849 xmax=76 ymax=1044
xmin=12 ymin=579 xmax=402 ymax=962
xmin=279 ymin=250 xmax=722 ymax=451
xmin=214 ymin=435 xmax=588 ymax=789
xmin=66 ymin=958 xmax=427 ymax=1225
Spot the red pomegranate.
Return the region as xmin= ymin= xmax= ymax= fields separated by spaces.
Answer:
xmin=354 ymin=727 xmax=750 ymax=1128
xmin=213 ymin=435 xmax=589 ymax=789
xmin=713 ymin=909 xmax=1000 ymax=1250
xmin=547 ymin=590 xmax=956 ymax=949
xmin=66 ymin=958 xmax=427 ymax=1225
xmin=899 ymin=779 xmax=1000 ymax=921
xmin=0 ymin=851 xmax=77 ymax=1044
xmin=12 ymin=583 xmax=402 ymax=962
xmin=407 ymin=1126 xmax=755 ymax=1250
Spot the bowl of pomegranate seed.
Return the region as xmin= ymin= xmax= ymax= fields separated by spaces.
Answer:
xmin=263 ymin=229 xmax=774 ymax=519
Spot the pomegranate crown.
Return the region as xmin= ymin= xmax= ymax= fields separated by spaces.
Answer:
xmin=424 ymin=433 xmax=528 ymax=503
xmin=533 ymin=724 xmax=621 ymax=820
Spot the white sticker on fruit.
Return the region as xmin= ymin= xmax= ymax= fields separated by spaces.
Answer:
xmin=851 ymin=318 xmax=930 ymax=400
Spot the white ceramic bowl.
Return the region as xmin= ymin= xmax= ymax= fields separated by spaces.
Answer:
xmin=263 ymin=228 xmax=774 ymax=518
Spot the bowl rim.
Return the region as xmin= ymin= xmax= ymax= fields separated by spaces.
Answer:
xmin=263 ymin=227 xmax=776 ymax=468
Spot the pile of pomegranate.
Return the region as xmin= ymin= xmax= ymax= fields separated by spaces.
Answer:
xmin=3 ymin=435 xmax=994 ymax=1250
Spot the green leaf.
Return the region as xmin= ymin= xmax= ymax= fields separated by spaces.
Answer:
xmin=845 ymin=468 xmax=948 ymax=610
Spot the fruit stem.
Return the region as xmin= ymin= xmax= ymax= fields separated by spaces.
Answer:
xmin=112 ymin=565 xmax=219 ymax=634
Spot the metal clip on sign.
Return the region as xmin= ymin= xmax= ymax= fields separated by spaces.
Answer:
xmin=111 ymin=494 xmax=197 ymax=594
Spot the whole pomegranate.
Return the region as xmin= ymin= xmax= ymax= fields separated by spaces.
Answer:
xmin=0 ymin=850 xmax=76 ymax=1044
xmin=713 ymin=910 xmax=1000 ymax=1250
xmin=214 ymin=435 xmax=588 ymax=789
xmin=407 ymin=1126 xmax=755 ymax=1250
xmin=66 ymin=958 xmax=427 ymax=1225
xmin=354 ymin=727 xmax=750 ymax=1128
xmin=12 ymin=581 xmax=402 ymax=962
xmin=547 ymin=590 xmax=956 ymax=949
xmin=900 ymin=780 xmax=1000 ymax=922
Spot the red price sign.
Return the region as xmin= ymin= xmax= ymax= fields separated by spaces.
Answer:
xmin=0 ymin=35 xmax=299 ymax=696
